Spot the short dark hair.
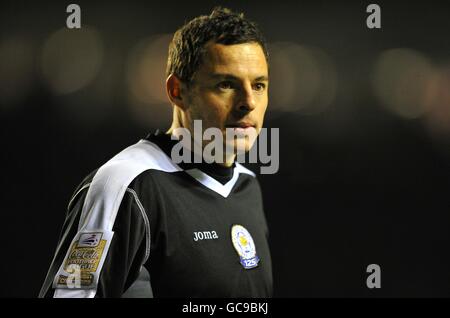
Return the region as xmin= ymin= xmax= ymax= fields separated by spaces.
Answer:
xmin=166 ymin=7 xmax=269 ymax=83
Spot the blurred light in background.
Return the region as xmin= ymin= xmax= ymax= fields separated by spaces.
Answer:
xmin=372 ymin=48 xmax=436 ymax=119
xmin=125 ymin=34 xmax=172 ymax=128
xmin=40 ymin=27 xmax=104 ymax=95
xmin=0 ymin=36 xmax=35 ymax=108
xmin=423 ymin=64 xmax=450 ymax=138
xmin=267 ymin=42 xmax=337 ymax=116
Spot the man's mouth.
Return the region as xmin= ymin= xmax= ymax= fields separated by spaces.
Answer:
xmin=225 ymin=122 xmax=257 ymax=136
xmin=225 ymin=122 xmax=256 ymax=129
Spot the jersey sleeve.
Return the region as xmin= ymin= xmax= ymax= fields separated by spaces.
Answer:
xmin=39 ymin=181 xmax=150 ymax=298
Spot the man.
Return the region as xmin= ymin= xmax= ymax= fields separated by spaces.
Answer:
xmin=39 ymin=7 xmax=272 ymax=298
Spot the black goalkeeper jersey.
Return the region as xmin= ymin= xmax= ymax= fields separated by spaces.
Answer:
xmin=39 ymin=130 xmax=273 ymax=298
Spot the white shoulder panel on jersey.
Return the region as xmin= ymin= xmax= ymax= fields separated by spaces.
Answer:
xmin=78 ymin=139 xmax=181 ymax=231
xmin=53 ymin=139 xmax=181 ymax=298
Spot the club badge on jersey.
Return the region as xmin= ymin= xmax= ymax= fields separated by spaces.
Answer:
xmin=231 ymin=224 xmax=260 ymax=269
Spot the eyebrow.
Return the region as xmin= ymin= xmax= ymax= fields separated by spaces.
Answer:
xmin=209 ymin=73 xmax=269 ymax=82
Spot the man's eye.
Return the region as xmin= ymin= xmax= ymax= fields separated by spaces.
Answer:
xmin=217 ymin=81 xmax=233 ymax=90
xmin=253 ymin=83 xmax=266 ymax=91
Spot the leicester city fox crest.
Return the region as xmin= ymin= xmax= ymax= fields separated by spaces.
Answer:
xmin=231 ymin=224 xmax=260 ymax=269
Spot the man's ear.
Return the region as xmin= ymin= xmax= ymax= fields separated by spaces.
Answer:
xmin=166 ymin=74 xmax=187 ymax=110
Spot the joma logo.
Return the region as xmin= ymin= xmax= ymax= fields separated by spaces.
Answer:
xmin=193 ymin=231 xmax=219 ymax=241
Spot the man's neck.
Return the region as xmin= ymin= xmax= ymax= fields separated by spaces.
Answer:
xmin=165 ymin=126 xmax=236 ymax=167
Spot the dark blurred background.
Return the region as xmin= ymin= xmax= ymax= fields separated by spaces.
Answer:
xmin=1 ymin=0 xmax=450 ymax=297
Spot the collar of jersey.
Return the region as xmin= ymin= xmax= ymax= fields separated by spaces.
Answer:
xmin=141 ymin=139 xmax=255 ymax=198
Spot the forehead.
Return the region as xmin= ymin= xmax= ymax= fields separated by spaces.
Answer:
xmin=196 ymin=42 xmax=268 ymax=79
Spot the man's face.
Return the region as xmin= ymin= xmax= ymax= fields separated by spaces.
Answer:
xmin=182 ymin=42 xmax=269 ymax=156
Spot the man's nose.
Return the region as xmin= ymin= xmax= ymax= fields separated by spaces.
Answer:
xmin=234 ymin=84 xmax=257 ymax=114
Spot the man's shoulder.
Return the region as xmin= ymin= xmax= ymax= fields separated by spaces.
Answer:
xmin=69 ymin=139 xmax=181 ymax=207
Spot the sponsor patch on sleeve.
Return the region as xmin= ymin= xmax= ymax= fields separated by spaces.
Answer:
xmin=53 ymin=230 xmax=114 ymax=289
